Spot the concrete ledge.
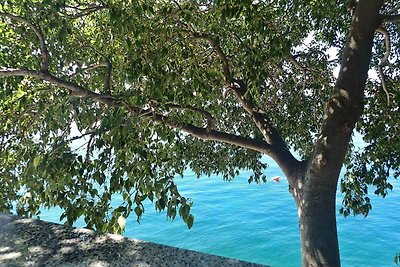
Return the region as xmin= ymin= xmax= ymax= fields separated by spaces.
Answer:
xmin=0 ymin=213 xmax=267 ymax=267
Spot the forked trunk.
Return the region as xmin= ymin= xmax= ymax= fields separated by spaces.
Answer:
xmin=287 ymin=2 xmax=384 ymax=266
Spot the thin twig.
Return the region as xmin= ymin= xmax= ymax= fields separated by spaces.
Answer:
xmin=67 ymin=62 xmax=108 ymax=77
xmin=289 ymin=55 xmax=307 ymax=91
xmin=104 ymin=60 xmax=112 ymax=94
xmin=68 ymin=130 xmax=99 ymax=143
xmin=85 ymin=134 xmax=94 ymax=162
xmin=60 ymin=4 xmax=106 ymax=19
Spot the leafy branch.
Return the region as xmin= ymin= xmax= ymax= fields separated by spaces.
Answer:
xmin=289 ymin=55 xmax=307 ymax=91
xmin=190 ymin=32 xmax=232 ymax=82
xmin=60 ymin=2 xmax=107 ymax=19
xmin=0 ymin=12 xmax=275 ymax=157
xmin=187 ymin=29 xmax=300 ymax=175
xmin=0 ymin=12 xmax=50 ymax=70
xmin=156 ymin=102 xmax=217 ymax=131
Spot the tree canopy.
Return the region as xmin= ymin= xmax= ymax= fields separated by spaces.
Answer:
xmin=0 ymin=0 xmax=399 ymax=242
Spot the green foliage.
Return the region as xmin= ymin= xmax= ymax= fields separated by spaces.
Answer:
xmin=0 ymin=0 xmax=399 ymax=233
xmin=341 ymin=63 xmax=400 ymax=216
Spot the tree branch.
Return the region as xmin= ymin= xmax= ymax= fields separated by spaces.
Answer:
xmin=0 ymin=12 xmax=50 ymax=70
xmin=382 ymin=14 xmax=400 ymax=23
xmin=188 ymin=30 xmax=300 ymax=174
xmin=1 ymin=12 xmax=299 ymax=176
xmin=104 ymin=60 xmax=112 ymax=94
xmin=188 ymin=30 xmax=288 ymax=148
xmin=83 ymin=62 xmax=109 ymax=72
xmin=73 ymin=46 xmax=112 ymax=93
xmin=180 ymin=124 xmax=272 ymax=154
xmin=0 ymin=67 xmax=273 ymax=156
xmin=68 ymin=130 xmax=100 ymax=143
xmin=163 ymin=103 xmax=217 ymax=130
xmin=228 ymin=80 xmax=287 ymax=147
xmin=190 ymin=32 xmax=231 ymax=82
xmin=225 ymin=79 xmax=301 ymax=177
xmin=376 ymin=26 xmax=391 ymax=106
xmin=148 ymin=112 xmax=272 ymax=154
xmin=60 ymin=4 xmax=107 ymax=19
xmin=289 ymin=55 xmax=307 ymax=91
xmin=0 ymin=68 xmax=114 ymax=105
xmin=68 ymin=60 xmax=112 ymax=93
xmin=67 ymin=62 xmax=108 ymax=77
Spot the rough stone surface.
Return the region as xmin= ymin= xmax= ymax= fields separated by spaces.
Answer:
xmin=0 ymin=213 xmax=267 ymax=267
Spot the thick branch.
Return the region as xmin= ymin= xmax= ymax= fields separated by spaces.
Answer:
xmin=0 ymin=12 xmax=50 ymax=70
xmin=376 ymin=26 xmax=391 ymax=106
xmin=152 ymin=112 xmax=272 ymax=154
xmin=227 ymin=79 xmax=300 ymax=176
xmin=189 ymin=31 xmax=290 ymax=150
xmin=310 ymin=0 xmax=384 ymax=182
xmin=0 ymin=67 xmax=273 ymax=156
xmin=190 ymin=32 xmax=292 ymax=153
xmin=188 ymin=32 xmax=299 ymax=173
xmin=188 ymin=31 xmax=279 ymax=139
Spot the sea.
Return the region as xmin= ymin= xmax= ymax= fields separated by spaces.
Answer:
xmin=39 ymin=156 xmax=400 ymax=267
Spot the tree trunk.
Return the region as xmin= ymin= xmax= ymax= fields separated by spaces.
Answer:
xmin=285 ymin=1 xmax=384 ymax=266
xmin=295 ymin=174 xmax=340 ymax=266
xmin=286 ymin=162 xmax=341 ymax=267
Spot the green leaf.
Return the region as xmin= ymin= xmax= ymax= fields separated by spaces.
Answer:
xmin=33 ymin=156 xmax=41 ymax=169
xmin=134 ymin=206 xmax=143 ymax=222
xmin=187 ymin=214 xmax=194 ymax=229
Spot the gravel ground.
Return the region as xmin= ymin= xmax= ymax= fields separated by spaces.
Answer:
xmin=0 ymin=213 xmax=267 ymax=267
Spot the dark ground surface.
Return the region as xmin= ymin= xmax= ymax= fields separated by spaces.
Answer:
xmin=0 ymin=212 xmax=267 ymax=267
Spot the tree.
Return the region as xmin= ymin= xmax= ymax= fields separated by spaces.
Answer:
xmin=0 ymin=0 xmax=399 ymax=266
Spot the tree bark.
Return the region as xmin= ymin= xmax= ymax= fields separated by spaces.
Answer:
xmin=291 ymin=169 xmax=340 ymax=266
xmin=299 ymin=192 xmax=339 ymax=267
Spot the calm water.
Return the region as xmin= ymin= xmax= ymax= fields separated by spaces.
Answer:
xmin=40 ymin=159 xmax=400 ymax=267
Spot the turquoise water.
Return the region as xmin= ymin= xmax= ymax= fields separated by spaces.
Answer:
xmin=40 ymin=159 xmax=400 ymax=267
